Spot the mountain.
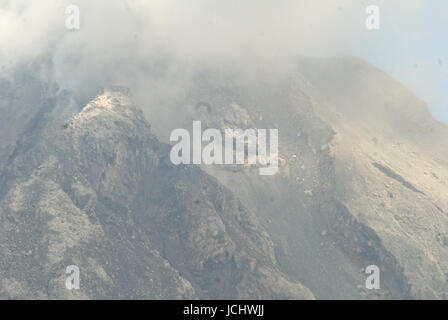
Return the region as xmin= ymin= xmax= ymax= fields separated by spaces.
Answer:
xmin=0 ymin=82 xmax=312 ymax=299
xmin=0 ymin=56 xmax=447 ymax=299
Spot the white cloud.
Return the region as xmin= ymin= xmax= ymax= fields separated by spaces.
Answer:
xmin=0 ymin=0 xmax=445 ymax=125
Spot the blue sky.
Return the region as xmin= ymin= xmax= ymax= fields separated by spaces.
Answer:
xmin=352 ymin=1 xmax=448 ymax=124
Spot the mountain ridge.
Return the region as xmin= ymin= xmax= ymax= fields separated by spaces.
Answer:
xmin=0 ymin=85 xmax=313 ymax=299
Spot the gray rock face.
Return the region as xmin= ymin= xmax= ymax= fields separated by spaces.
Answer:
xmin=182 ymin=57 xmax=448 ymax=299
xmin=1 ymin=56 xmax=447 ymax=299
xmin=0 ymin=85 xmax=312 ymax=299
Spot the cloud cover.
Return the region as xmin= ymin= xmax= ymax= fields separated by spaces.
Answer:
xmin=1 ymin=0 xmax=445 ymax=129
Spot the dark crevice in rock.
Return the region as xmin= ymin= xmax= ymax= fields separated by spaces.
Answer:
xmin=372 ymin=162 xmax=424 ymax=195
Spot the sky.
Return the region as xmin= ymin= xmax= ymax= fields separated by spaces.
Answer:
xmin=352 ymin=1 xmax=448 ymax=124
xmin=0 ymin=0 xmax=446 ymax=124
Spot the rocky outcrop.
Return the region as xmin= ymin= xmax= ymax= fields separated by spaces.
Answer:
xmin=0 ymin=86 xmax=312 ymax=299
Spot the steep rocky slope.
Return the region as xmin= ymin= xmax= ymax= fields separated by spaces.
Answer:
xmin=177 ymin=57 xmax=448 ymax=299
xmin=0 ymin=85 xmax=312 ymax=299
xmin=299 ymin=57 xmax=448 ymax=299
